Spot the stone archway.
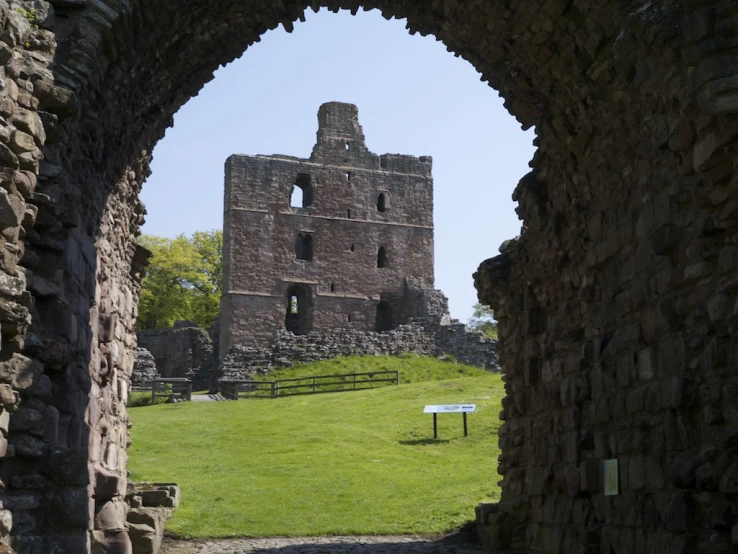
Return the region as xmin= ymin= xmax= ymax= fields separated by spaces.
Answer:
xmin=0 ymin=0 xmax=736 ymax=552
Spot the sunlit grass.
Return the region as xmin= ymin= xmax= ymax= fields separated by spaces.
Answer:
xmin=128 ymin=356 xmax=503 ymax=538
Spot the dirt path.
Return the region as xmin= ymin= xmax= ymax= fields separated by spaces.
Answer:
xmin=160 ymin=534 xmax=486 ymax=554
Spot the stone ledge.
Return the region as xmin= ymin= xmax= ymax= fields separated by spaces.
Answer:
xmin=126 ymin=483 xmax=180 ymax=554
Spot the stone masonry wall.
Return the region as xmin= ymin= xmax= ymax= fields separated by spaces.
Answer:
xmin=218 ymin=322 xmax=499 ymax=381
xmin=130 ymin=348 xmax=158 ymax=389
xmin=137 ymin=322 xmax=214 ymax=379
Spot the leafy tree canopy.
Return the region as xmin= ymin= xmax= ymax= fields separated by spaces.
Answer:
xmin=467 ymin=302 xmax=498 ymax=339
xmin=137 ymin=230 xmax=223 ymax=330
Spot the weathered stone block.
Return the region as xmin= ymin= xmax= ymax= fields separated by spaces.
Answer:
xmin=719 ymin=462 xmax=738 ymax=493
xmin=671 ymin=452 xmax=702 ymax=489
xmin=95 ymin=500 xmax=126 ymax=531
xmin=94 ymin=466 xmax=125 ymax=499
xmin=41 ymin=447 xmax=89 ymax=485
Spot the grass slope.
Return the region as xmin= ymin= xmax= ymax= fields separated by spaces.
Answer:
xmin=128 ymin=357 xmax=503 ymax=538
xmin=259 ymin=354 xmax=490 ymax=384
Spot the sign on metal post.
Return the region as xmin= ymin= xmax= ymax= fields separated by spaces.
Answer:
xmin=423 ymin=404 xmax=476 ymax=439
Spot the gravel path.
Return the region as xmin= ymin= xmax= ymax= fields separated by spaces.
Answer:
xmin=191 ymin=394 xmax=227 ymax=402
xmin=160 ymin=535 xmax=485 ymax=554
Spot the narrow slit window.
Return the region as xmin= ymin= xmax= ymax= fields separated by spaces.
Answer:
xmin=377 ymin=193 xmax=386 ymax=213
xmin=347 ymin=313 xmax=352 ymax=322
xmin=345 ymin=142 xmax=350 ymax=151
xmin=350 ymin=244 xmax=355 ymax=252
xmin=346 ymin=172 xmax=351 ymax=182
xmin=330 ymin=282 xmax=336 ymax=293
xmin=377 ymin=246 xmax=387 ymax=268
xmin=347 ymin=209 xmax=352 ymax=219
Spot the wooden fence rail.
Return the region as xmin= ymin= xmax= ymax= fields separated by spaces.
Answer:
xmin=220 ymin=371 xmax=400 ymax=400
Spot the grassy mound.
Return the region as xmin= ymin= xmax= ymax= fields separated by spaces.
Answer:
xmin=258 ymin=353 xmax=489 ymax=384
xmin=127 ymin=356 xmax=503 ymax=538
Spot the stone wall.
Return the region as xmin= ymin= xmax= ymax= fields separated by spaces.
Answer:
xmin=218 ymin=321 xmax=499 ymax=381
xmin=137 ymin=321 xmax=214 ymax=380
xmin=131 ymin=348 xmax=159 ymax=389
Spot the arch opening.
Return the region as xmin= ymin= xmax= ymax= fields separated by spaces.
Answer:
xmin=22 ymin=2 xmax=563 ymax=551
xmin=377 ymin=193 xmax=386 ymax=213
xmin=377 ymin=246 xmax=388 ymax=268
xmin=284 ymin=284 xmax=314 ymax=335
xmin=375 ymin=301 xmax=394 ymax=332
xmin=291 ymin=173 xmax=314 ymax=208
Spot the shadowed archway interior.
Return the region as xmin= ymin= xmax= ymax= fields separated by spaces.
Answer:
xmin=0 ymin=0 xmax=736 ymax=552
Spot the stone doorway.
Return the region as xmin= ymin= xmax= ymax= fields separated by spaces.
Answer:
xmin=284 ymin=284 xmax=314 ymax=336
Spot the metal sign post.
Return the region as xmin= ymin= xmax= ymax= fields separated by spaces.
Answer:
xmin=423 ymin=404 xmax=476 ymax=439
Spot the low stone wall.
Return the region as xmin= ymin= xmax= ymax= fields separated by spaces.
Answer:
xmin=125 ymin=483 xmax=180 ymax=554
xmin=137 ymin=321 xmax=214 ymax=379
xmin=137 ymin=321 xmax=217 ymax=390
xmin=218 ymin=321 xmax=499 ymax=382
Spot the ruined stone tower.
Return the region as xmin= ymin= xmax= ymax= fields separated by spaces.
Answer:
xmin=219 ymin=102 xmax=435 ymax=352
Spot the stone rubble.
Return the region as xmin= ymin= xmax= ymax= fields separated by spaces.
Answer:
xmin=217 ymin=321 xmax=499 ymax=384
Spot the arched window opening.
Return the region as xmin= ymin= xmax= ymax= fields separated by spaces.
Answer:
xmin=345 ymin=142 xmax=350 ymax=151
xmin=295 ymin=233 xmax=315 ymax=261
xmin=350 ymin=243 xmax=355 ymax=252
xmin=375 ymin=301 xmax=393 ymax=332
xmin=377 ymin=246 xmax=387 ymax=268
xmin=290 ymin=173 xmax=314 ymax=208
xmin=284 ymin=285 xmax=314 ymax=335
xmin=377 ymin=193 xmax=386 ymax=213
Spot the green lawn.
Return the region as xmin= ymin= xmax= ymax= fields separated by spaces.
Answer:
xmin=259 ymin=354 xmax=491 ymax=384
xmin=127 ymin=357 xmax=503 ymax=538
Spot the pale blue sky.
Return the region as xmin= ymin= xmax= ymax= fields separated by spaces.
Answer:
xmin=140 ymin=9 xmax=535 ymax=322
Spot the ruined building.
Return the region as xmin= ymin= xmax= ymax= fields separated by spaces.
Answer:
xmin=220 ymin=102 xmax=437 ymax=353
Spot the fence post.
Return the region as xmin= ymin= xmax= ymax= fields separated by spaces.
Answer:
xmin=353 ymin=374 xmax=357 ymax=390
xmin=186 ymin=380 xmax=192 ymax=401
xmin=395 ymin=371 xmax=400 ymax=385
xmin=275 ymin=381 xmax=280 ymax=398
xmin=312 ymin=376 xmax=316 ymax=394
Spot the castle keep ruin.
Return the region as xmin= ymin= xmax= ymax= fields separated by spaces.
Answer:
xmin=220 ymin=102 xmax=436 ymax=353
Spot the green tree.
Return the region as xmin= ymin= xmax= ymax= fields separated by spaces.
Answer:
xmin=467 ymin=302 xmax=498 ymax=339
xmin=136 ymin=230 xmax=223 ymax=330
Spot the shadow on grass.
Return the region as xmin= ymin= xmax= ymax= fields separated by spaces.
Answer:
xmin=398 ymin=438 xmax=452 ymax=446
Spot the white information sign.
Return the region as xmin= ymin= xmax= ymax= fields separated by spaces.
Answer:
xmin=604 ymin=459 xmax=619 ymax=496
xmin=423 ymin=404 xmax=476 ymax=414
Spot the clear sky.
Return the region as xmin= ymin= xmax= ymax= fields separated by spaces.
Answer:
xmin=139 ymin=9 xmax=535 ymax=322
